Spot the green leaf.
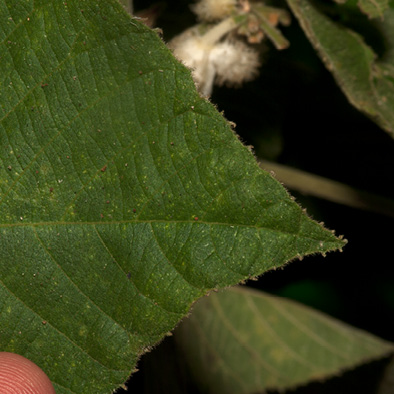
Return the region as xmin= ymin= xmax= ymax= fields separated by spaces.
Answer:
xmin=286 ymin=0 xmax=394 ymax=137
xmin=174 ymin=286 xmax=394 ymax=394
xmin=358 ymin=0 xmax=389 ymax=18
xmin=0 ymin=1 xmax=345 ymax=392
xmin=332 ymin=0 xmax=389 ymax=18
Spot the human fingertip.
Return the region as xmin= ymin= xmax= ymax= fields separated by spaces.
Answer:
xmin=0 ymin=352 xmax=56 ymax=394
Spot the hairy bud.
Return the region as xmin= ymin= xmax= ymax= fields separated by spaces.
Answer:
xmin=191 ymin=0 xmax=238 ymax=21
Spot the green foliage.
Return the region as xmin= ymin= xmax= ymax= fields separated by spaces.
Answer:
xmin=286 ymin=0 xmax=394 ymax=137
xmin=1 ymin=0 xmax=393 ymax=393
xmin=332 ymin=0 xmax=389 ymax=18
xmin=0 ymin=1 xmax=346 ymax=393
xmin=175 ymin=287 xmax=393 ymax=394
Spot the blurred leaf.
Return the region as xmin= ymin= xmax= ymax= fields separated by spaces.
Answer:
xmin=286 ymin=0 xmax=394 ymax=137
xmin=331 ymin=0 xmax=389 ymax=18
xmin=175 ymin=286 xmax=394 ymax=394
xmin=0 ymin=1 xmax=345 ymax=393
xmin=275 ymin=279 xmax=342 ymax=316
xmin=259 ymin=160 xmax=394 ymax=218
xmin=358 ymin=0 xmax=389 ymax=18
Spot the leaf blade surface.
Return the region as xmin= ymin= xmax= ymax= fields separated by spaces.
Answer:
xmin=0 ymin=1 xmax=345 ymax=392
xmin=174 ymin=287 xmax=394 ymax=393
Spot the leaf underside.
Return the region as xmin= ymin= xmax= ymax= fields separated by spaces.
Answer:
xmin=286 ymin=0 xmax=394 ymax=137
xmin=175 ymin=287 xmax=394 ymax=394
xmin=332 ymin=0 xmax=389 ymax=18
xmin=358 ymin=0 xmax=389 ymax=18
xmin=0 ymin=1 xmax=345 ymax=393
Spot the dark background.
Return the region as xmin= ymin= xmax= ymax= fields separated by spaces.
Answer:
xmin=120 ymin=1 xmax=394 ymax=393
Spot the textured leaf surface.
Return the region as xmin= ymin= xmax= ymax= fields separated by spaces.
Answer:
xmin=286 ymin=0 xmax=394 ymax=137
xmin=0 ymin=1 xmax=344 ymax=393
xmin=175 ymin=286 xmax=394 ymax=394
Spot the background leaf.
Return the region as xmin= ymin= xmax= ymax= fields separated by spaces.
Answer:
xmin=0 ymin=1 xmax=345 ymax=393
xmin=174 ymin=286 xmax=394 ymax=394
xmin=286 ymin=0 xmax=394 ymax=137
xmin=357 ymin=0 xmax=389 ymax=18
xmin=331 ymin=0 xmax=389 ymax=19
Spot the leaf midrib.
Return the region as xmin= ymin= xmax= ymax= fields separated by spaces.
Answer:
xmin=0 ymin=218 xmax=308 ymax=235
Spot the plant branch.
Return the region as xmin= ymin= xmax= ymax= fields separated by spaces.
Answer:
xmin=201 ymin=16 xmax=240 ymax=46
xmin=259 ymin=160 xmax=394 ymax=218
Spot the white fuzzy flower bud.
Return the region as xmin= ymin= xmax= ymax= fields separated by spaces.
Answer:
xmin=169 ymin=27 xmax=216 ymax=96
xmin=169 ymin=22 xmax=261 ymax=96
xmin=211 ymin=40 xmax=260 ymax=87
xmin=191 ymin=0 xmax=238 ymax=21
